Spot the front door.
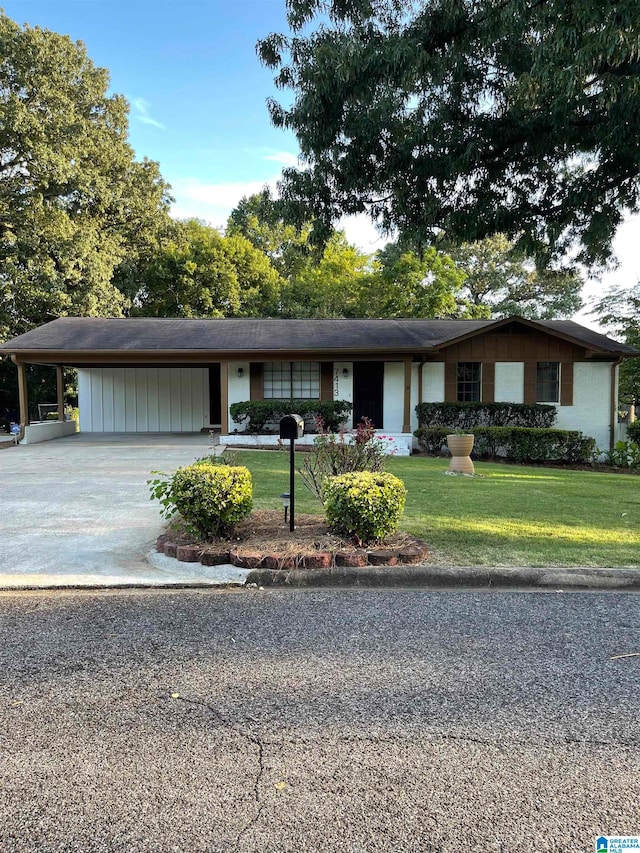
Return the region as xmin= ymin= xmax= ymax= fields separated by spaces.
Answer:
xmin=209 ymin=365 xmax=221 ymax=426
xmin=352 ymin=361 xmax=384 ymax=429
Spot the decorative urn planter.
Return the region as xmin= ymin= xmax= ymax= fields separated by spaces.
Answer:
xmin=446 ymin=434 xmax=475 ymax=474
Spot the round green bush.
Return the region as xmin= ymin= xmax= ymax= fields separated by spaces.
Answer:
xmin=170 ymin=464 xmax=252 ymax=539
xmin=322 ymin=471 xmax=407 ymax=545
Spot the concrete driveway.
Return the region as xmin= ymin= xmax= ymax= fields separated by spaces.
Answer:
xmin=0 ymin=433 xmax=245 ymax=587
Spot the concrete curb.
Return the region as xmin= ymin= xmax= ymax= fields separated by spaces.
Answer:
xmin=245 ymin=564 xmax=640 ymax=590
xmin=1 ymin=565 xmax=639 ymax=592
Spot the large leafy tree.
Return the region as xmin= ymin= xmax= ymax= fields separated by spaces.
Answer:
xmin=592 ymin=284 xmax=640 ymax=404
xmin=258 ymin=0 xmax=640 ymax=267
xmin=228 ymin=193 xmax=372 ymax=317
xmin=356 ymin=242 xmax=477 ymax=318
xmin=131 ymin=219 xmax=282 ymax=318
xmin=226 ymin=188 xmax=312 ymax=280
xmin=0 ymin=13 xmax=172 ymax=341
xmin=279 ymin=231 xmax=372 ymax=317
xmin=228 ymin=192 xmax=474 ymax=318
xmin=449 ymin=235 xmax=584 ymax=318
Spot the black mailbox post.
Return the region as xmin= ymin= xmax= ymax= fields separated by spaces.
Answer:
xmin=279 ymin=414 xmax=304 ymax=531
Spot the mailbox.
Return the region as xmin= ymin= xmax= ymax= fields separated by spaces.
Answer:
xmin=279 ymin=414 xmax=304 ymax=440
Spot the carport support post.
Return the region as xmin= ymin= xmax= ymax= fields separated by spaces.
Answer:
xmin=56 ymin=366 xmax=65 ymax=421
xmin=16 ymin=359 xmax=30 ymax=428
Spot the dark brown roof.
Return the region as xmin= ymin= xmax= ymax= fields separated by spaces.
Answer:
xmin=1 ymin=316 xmax=637 ymax=357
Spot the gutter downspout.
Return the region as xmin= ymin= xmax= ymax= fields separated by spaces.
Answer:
xmin=610 ymin=357 xmax=623 ymax=453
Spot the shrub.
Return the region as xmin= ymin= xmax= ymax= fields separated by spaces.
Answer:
xmin=148 ymin=464 xmax=252 ymax=539
xmin=298 ymin=418 xmax=389 ymax=501
xmin=598 ymin=440 xmax=640 ymax=469
xmin=415 ymin=402 xmax=556 ymax=429
xmin=323 ymin=471 xmax=407 ymax=545
xmin=229 ymin=399 xmax=352 ymax=433
xmin=414 ymin=426 xmax=595 ymax=464
xmin=627 ymin=420 xmax=640 ymax=445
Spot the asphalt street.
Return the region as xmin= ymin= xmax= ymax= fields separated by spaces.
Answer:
xmin=0 ymin=588 xmax=637 ymax=852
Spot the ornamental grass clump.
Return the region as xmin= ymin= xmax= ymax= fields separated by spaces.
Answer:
xmin=149 ymin=464 xmax=252 ymax=540
xmin=323 ymin=471 xmax=407 ymax=545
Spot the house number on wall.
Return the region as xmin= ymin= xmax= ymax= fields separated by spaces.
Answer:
xmin=334 ymin=368 xmax=340 ymax=398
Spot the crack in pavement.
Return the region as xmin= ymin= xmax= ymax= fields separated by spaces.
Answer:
xmin=168 ymin=694 xmax=268 ymax=851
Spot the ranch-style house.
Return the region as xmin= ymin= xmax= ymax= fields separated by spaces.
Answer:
xmin=1 ymin=315 xmax=637 ymax=454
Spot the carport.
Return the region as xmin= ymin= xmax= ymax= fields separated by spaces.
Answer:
xmin=2 ymin=319 xmax=227 ymax=444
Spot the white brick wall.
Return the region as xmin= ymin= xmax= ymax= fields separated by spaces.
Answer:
xmin=334 ymin=362 xmax=353 ymax=427
xmin=494 ymin=362 xmax=524 ymax=403
xmin=555 ymin=362 xmax=613 ymax=450
xmin=422 ymin=363 xmax=445 ymax=403
xmin=383 ymin=362 xmax=405 ymax=431
xmin=227 ymin=362 xmax=250 ymax=432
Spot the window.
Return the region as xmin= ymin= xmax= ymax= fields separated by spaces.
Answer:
xmin=536 ymin=362 xmax=560 ymax=403
xmin=263 ymin=362 xmax=320 ymax=399
xmin=457 ymin=362 xmax=481 ymax=402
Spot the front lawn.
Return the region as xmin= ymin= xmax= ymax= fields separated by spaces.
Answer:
xmin=230 ymin=450 xmax=640 ymax=567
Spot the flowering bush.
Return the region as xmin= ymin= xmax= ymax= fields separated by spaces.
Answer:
xmin=148 ymin=464 xmax=252 ymax=539
xmin=298 ymin=417 xmax=392 ymax=501
xmin=323 ymin=471 xmax=407 ymax=544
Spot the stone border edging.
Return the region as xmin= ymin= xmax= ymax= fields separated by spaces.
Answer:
xmin=156 ymin=534 xmax=429 ymax=569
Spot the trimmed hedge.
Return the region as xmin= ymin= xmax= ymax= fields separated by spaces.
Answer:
xmin=230 ymin=399 xmax=352 ymax=433
xmin=415 ymin=402 xmax=556 ymax=429
xmin=414 ymin=426 xmax=595 ymax=464
xmin=323 ymin=471 xmax=407 ymax=545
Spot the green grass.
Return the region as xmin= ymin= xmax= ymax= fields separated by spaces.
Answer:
xmin=230 ymin=450 xmax=640 ymax=567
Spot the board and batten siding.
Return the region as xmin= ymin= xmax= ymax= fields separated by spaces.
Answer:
xmin=78 ymin=368 xmax=209 ymax=432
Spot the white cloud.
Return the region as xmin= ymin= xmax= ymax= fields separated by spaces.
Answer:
xmin=170 ymin=176 xmax=280 ymax=229
xmin=130 ymin=97 xmax=165 ymax=130
xmin=577 ymin=213 xmax=640 ymax=331
xmin=338 ymin=213 xmax=391 ymax=253
xmin=170 ymin=177 xmax=393 ymax=254
xmin=261 ymin=150 xmax=300 ymax=167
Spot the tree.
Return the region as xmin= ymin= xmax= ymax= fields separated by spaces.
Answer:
xmin=221 ymin=232 xmax=282 ymax=317
xmin=258 ymin=0 xmax=640 ymax=267
xmin=279 ymin=231 xmax=372 ymax=317
xmin=226 ymin=188 xmax=312 ymax=280
xmin=227 ymin=194 xmax=477 ymax=319
xmin=449 ymin=235 xmax=584 ymax=318
xmin=592 ymin=284 xmax=640 ymax=404
xmin=0 ymin=13 xmax=172 ymax=341
xmin=355 ymin=243 xmax=477 ymax=319
xmin=131 ymin=219 xmax=282 ymax=318
xmin=228 ymin=194 xmax=373 ymax=317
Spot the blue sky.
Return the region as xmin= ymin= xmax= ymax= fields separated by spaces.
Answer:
xmin=2 ymin=0 xmax=320 ymax=231
xmin=2 ymin=0 xmax=639 ymax=318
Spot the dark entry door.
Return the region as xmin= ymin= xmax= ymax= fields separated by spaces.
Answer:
xmin=352 ymin=361 xmax=384 ymax=429
xmin=209 ymin=365 xmax=221 ymax=426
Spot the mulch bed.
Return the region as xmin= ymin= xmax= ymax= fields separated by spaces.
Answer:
xmin=157 ymin=509 xmax=429 ymax=570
